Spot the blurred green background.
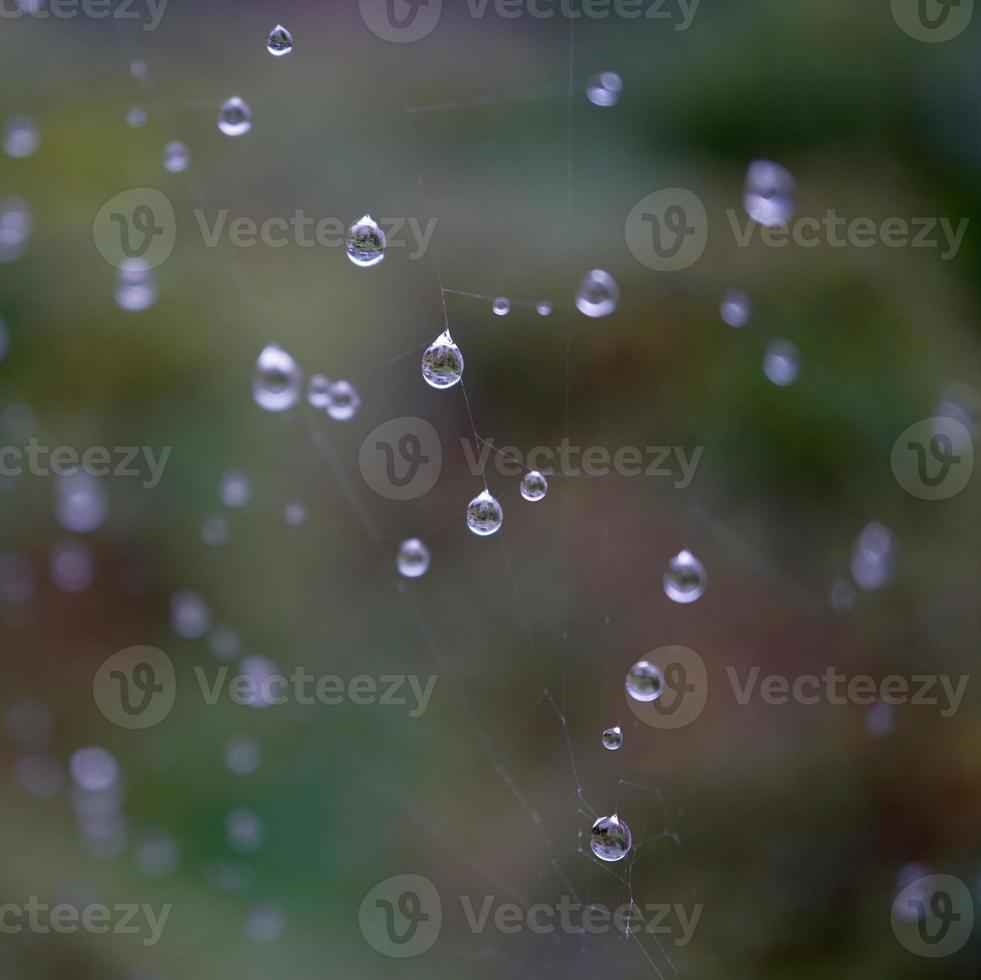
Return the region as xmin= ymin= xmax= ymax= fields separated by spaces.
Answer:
xmin=1 ymin=1 xmax=980 ymax=977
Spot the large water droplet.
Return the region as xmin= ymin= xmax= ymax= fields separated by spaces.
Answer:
xmin=575 ymin=269 xmax=619 ymax=318
xmin=763 ymin=339 xmax=800 ymax=387
xmin=492 ymin=297 xmax=511 ymax=316
xmin=325 ymin=380 xmax=360 ymax=421
xmin=253 ymin=345 xmax=302 ymax=412
xmin=466 ymin=490 xmax=503 ymax=537
xmin=218 ymin=97 xmax=252 ymax=137
xmin=601 ymin=726 xmax=623 ymax=751
xmin=744 ymin=160 xmax=796 ymax=227
xmin=346 ymin=215 xmax=386 ymax=268
xmin=586 ymin=72 xmax=623 ymax=107
xmin=663 ymin=549 xmax=706 ymax=604
xmin=114 ymin=258 xmax=157 ymax=312
xmin=163 ymin=140 xmax=190 ymax=173
xmin=720 ymin=288 xmax=751 ymax=328
xmin=590 ymin=814 xmax=631 ymax=862
xmin=397 ymin=538 xmax=431 ymax=578
xmin=520 ymin=470 xmax=548 ymax=502
xmin=422 ymin=329 xmax=464 ymax=389
xmin=266 ymin=24 xmax=293 ymax=56
xmin=625 ymin=660 xmax=663 ymax=702
xmin=4 ymin=114 xmax=40 ymax=158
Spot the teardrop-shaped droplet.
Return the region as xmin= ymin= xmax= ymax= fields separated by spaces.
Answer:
xmin=114 ymin=258 xmax=157 ymax=312
xmin=325 ymin=380 xmax=361 ymax=421
xmin=601 ymin=726 xmax=623 ymax=751
xmin=307 ymin=374 xmax=331 ymax=409
xmin=585 ymin=72 xmax=623 ymax=108
xmin=4 ymin=115 xmax=40 ymax=159
xmin=266 ymin=24 xmax=293 ymax=57
xmin=218 ymin=97 xmax=252 ymax=137
xmin=625 ymin=660 xmax=663 ymax=703
xmin=397 ymin=538 xmax=431 ymax=579
xmin=575 ymin=269 xmax=619 ymax=318
xmin=744 ymin=160 xmax=796 ymax=227
xmin=492 ymin=297 xmax=511 ymax=316
xmin=163 ymin=140 xmax=190 ymax=174
xmin=663 ymin=549 xmax=706 ymax=604
xmin=720 ymin=288 xmax=750 ymax=328
xmin=422 ymin=330 xmax=464 ymax=389
xmin=466 ymin=490 xmax=503 ymax=537
xmin=763 ymin=339 xmax=800 ymax=387
xmin=520 ymin=470 xmax=548 ymax=502
xmin=346 ymin=215 xmax=386 ymax=268
xmin=253 ymin=344 xmax=302 ymax=412
xmin=590 ymin=814 xmax=631 ymax=862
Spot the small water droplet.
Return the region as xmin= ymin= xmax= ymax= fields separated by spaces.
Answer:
xmin=625 ymin=660 xmax=663 ymax=703
xmin=126 ymin=106 xmax=147 ymax=128
xmin=307 ymin=374 xmax=331 ymax=408
xmin=170 ymin=589 xmax=211 ymax=639
xmin=492 ymin=297 xmax=511 ymax=316
xmin=218 ymin=97 xmax=252 ymax=137
xmin=466 ymin=489 xmax=503 ymax=537
xmin=422 ymin=329 xmax=464 ymax=389
xmin=220 ymin=470 xmax=251 ymax=508
xmin=601 ymin=726 xmax=623 ymax=751
xmin=763 ymin=339 xmax=800 ymax=387
xmin=70 ymin=746 xmax=119 ymax=792
xmin=56 ymin=470 xmax=108 ymax=533
xmin=283 ymin=501 xmax=307 ymax=526
xmin=4 ymin=115 xmax=40 ymax=158
xmin=590 ymin=814 xmax=631 ymax=862
xmin=253 ymin=345 xmax=302 ymax=412
xmin=536 ymin=300 xmax=554 ymax=316
xmin=114 ymin=258 xmax=157 ymax=312
xmin=201 ymin=515 xmax=230 ymax=547
xmin=744 ymin=159 xmax=796 ymax=227
xmin=663 ymin=549 xmax=706 ymax=604
xmin=720 ymin=288 xmax=750 ymax=328
xmin=586 ymin=72 xmax=623 ymax=108
xmin=266 ymin=24 xmax=293 ymax=56
xmin=520 ymin=470 xmax=548 ymax=502
xmin=850 ymin=521 xmax=895 ymax=591
xmin=397 ymin=538 xmax=431 ymax=578
xmin=50 ymin=538 xmax=95 ymax=593
xmin=225 ymin=736 xmax=261 ymax=775
xmin=0 ymin=196 xmax=33 ymax=264
xmin=575 ymin=269 xmax=619 ymax=318
xmin=226 ymin=807 xmax=264 ymax=852
xmin=325 ymin=380 xmax=361 ymax=421
xmin=346 ymin=215 xmax=386 ymax=268
xmin=163 ymin=140 xmax=190 ymax=173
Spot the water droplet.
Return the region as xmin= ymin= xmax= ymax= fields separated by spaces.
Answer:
xmin=226 ymin=807 xmax=264 ymax=853
xmin=225 ymin=736 xmax=261 ymax=775
xmin=114 ymin=258 xmax=158 ymax=312
xmin=625 ymin=660 xmax=663 ymax=702
xmin=575 ymin=269 xmax=619 ymax=318
xmin=266 ymin=24 xmax=293 ymax=56
xmin=663 ymin=549 xmax=706 ymax=604
xmin=218 ymin=97 xmax=252 ymax=137
xmin=397 ymin=538 xmax=431 ymax=578
xmin=325 ymin=380 xmax=361 ymax=421
xmin=126 ymin=105 xmax=147 ymax=128
xmin=744 ymin=159 xmax=796 ymax=227
xmin=520 ymin=470 xmax=548 ymax=502
xmin=0 ymin=196 xmax=32 ymax=263
xmin=307 ymin=374 xmax=331 ymax=408
xmin=830 ymin=576 xmax=856 ymax=614
xmin=253 ymin=344 xmax=302 ymax=412
xmin=50 ymin=538 xmax=95 ymax=593
xmin=163 ymin=140 xmax=190 ymax=173
xmin=601 ymin=726 xmax=623 ymax=751
xmin=586 ymin=71 xmax=623 ymax=108
xmin=201 ymin=515 xmax=229 ymax=547
xmin=4 ymin=114 xmax=40 ymax=158
xmin=466 ymin=490 xmax=503 ymax=536
xmin=346 ymin=214 xmax=386 ymax=268
xmin=422 ymin=329 xmax=464 ymax=389
xmin=209 ymin=624 xmax=240 ymax=660
xmin=492 ymin=297 xmax=511 ymax=316
xmin=536 ymin=300 xmax=554 ymax=316
xmin=850 ymin=521 xmax=895 ymax=591
xmin=70 ymin=747 xmax=119 ymax=792
xmin=763 ymin=339 xmax=800 ymax=387
xmin=244 ymin=903 xmax=285 ymax=942
xmin=56 ymin=470 xmax=108 ymax=533
xmin=170 ymin=589 xmax=211 ymax=639
xmin=130 ymin=59 xmax=147 ymax=78
xmin=720 ymin=288 xmax=750 ymax=328
xmin=135 ymin=827 xmax=180 ymax=877
xmin=220 ymin=470 xmax=251 ymax=508
xmin=590 ymin=814 xmax=631 ymax=862
xmin=284 ymin=501 xmax=307 ymax=526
